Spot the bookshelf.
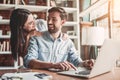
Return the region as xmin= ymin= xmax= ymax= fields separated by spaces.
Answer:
xmin=0 ymin=0 xmax=80 ymax=66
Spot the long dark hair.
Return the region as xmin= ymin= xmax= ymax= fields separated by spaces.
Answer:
xmin=10 ymin=8 xmax=31 ymax=61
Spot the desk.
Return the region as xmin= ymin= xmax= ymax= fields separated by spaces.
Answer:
xmin=0 ymin=68 xmax=120 ymax=80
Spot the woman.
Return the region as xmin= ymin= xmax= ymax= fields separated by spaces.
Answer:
xmin=10 ymin=8 xmax=41 ymax=66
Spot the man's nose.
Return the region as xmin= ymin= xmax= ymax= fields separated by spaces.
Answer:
xmin=48 ymin=19 xmax=52 ymax=24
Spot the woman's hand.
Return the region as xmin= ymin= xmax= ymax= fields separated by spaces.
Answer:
xmin=62 ymin=33 xmax=68 ymax=40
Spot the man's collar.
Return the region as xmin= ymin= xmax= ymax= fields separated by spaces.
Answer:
xmin=46 ymin=31 xmax=63 ymax=42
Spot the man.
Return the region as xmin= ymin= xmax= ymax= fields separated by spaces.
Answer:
xmin=24 ymin=7 xmax=94 ymax=71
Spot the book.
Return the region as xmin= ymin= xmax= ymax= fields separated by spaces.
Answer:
xmin=21 ymin=0 xmax=26 ymax=5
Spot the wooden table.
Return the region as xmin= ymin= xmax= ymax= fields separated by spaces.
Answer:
xmin=0 ymin=68 xmax=120 ymax=80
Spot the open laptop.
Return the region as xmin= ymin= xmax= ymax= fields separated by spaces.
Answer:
xmin=58 ymin=39 xmax=120 ymax=78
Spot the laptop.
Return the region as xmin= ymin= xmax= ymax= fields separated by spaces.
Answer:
xmin=58 ymin=39 xmax=120 ymax=78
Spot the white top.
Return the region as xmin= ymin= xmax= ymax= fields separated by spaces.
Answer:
xmin=35 ymin=19 xmax=48 ymax=32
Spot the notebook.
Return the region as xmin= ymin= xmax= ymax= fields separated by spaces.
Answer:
xmin=58 ymin=39 xmax=120 ymax=78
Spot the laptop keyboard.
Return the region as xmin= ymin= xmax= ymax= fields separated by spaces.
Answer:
xmin=75 ymin=70 xmax=91 ymax=75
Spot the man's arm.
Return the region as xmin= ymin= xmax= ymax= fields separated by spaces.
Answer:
xmin=28 ymin=59 xmax=77 ymax=71
xmin=28 ymin=59 xmax=54 ymax=69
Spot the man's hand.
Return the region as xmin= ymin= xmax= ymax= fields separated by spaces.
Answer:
xmin=53 ymin=61 xmax=77 ymax=71
xmin=83 ymin=59 xmax=95 ymax=70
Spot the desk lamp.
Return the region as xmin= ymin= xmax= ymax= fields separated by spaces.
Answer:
xmin=82 ymin=26 xmax=105 ymax=59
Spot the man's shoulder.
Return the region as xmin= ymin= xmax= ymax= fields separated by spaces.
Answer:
xmin=62 ymin=33 xmax=73 ymax=41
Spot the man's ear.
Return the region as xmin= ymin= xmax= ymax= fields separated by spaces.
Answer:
xmin=61 ymin=19 xmax=66 ymax=25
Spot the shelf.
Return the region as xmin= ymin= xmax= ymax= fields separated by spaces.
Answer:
xmin=0 ymin=51 xmax=11 ymax=54
xmin=63 ymin=21 xmax=77 ymax=26
xmin=0 ymin=0 xmax=81 ymax=68
xmin=0 ymin=19 xmax=9 ymax=24
xmin=69 ymin=36 xmax=78 ymax=39
xmin=61 ymin=7 xmax=77 ymax=13
xmin=0 ymin=35 xmax=10 ymax=38
xmin=80 ymin=21 xmax=93 ymax=26
xmin=79 ymin=0 xmax=108 ymax=17
xmin=0 ymin=4 xmax=15 ymax=10
xmin=0 ymin=20 xmax=78 ymax=26
xmin=16 ymin=5 xmax=48 ymax=12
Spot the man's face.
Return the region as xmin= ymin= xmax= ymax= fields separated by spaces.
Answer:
xmin=23 ymin=14 xmax=35 ymax=33
xmin=47 ymin=11 xmax=65 ymax=33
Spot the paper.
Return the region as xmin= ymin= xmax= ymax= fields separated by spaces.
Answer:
xmin=1 ymin=72 xmax=52 ymax=80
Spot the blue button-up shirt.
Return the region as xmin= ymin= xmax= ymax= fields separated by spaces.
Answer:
xmin=24 ymin=31 xmax=82 ymax=67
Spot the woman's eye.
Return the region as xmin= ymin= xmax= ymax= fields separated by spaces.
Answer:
xmin=28 ymin=21 xmax=34 ymax=25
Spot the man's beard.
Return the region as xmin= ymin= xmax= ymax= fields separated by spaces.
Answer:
xmin=48 ymin=28 xmax=58 ymax=33
xmin=48 ymin=24 xmax=59 ymax=33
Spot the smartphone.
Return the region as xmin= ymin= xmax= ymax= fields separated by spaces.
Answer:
xmin=34 ymin=73 xmax=52 ymax=79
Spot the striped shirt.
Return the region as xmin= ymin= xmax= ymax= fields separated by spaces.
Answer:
xmin=24 ymin=31 xmax=82 ymax=67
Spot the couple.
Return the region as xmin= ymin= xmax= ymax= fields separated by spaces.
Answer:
xmin=10 ymin=7 xmax=94 ymax=71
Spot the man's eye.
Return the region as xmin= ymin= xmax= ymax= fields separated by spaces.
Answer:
xmin=52 ymin=19 xmax=57 ymax=22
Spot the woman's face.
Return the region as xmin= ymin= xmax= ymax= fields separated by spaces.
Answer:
xmin=23 ymin=14 xmax=35 ymax=33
